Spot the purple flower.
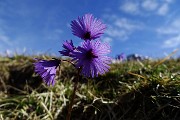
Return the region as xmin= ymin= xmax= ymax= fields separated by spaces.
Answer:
xmin=72 ymin=40 xmax=111 ymax=77
xmin=34 ymin=59 xmax=60 ymax=86
xmin=59 ymin=40 xmax=75 ymax=56
xmin=117 ymin=53 xmax=126 ymax=61
xmin=71 ymin=14 xmax=106 ymax=40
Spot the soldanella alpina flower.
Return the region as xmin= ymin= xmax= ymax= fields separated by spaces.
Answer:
xmin=34 ymin=13 xmax=111 ymax=83
xmin=71 ymin=40 xmax=111 ymax=78
xmin=34 ymin=59 xmax=60 ymax=86
xmin=34 ymin=13 xmax=111 ymax=120
xmin=59 ymin=40 xmax=75 ymax=57
xmin=117 ymin=53 xmax=126 ymax=61
xmin=71 ymin=14 xmax=106 ymax=40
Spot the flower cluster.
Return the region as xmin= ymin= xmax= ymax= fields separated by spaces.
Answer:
xmin=34 ymin=14 xmax=111 ymax=86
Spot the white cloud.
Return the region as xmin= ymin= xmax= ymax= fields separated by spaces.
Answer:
xmin=162 ymin=35 xmax=180 ymax=48
xmin=102 ymin=37 xmax=113 ymax=43
xmin=120 ymin=2 xmax=139 ymax=14
xmin=165 ymin=0 xmax=174 ymax=3
xmin=157 ymin=28 xmax=179 ymax=35
xmin=114 ymin=18 xmax=142 ymax=31
xmin=157 ymin=3 xmax=169 ymax=16
xmin=119 ymin=0 xmax=174 ymax=17
xmin=46 ymin=29 xmax=63 ymax=40
xmin=104 ymin=15 xmax=143 ymax=41
xmin=157 ymin=18 xmax=180 ymax=35
xmin=106 ymin=28 xmax=129 ymax=41
xmin=0 ymin=34 xmax=12 ymax=46
xmin=157 ymin=17 xmax=180 ymax=48
xmin=141 ymin=0 xmax=158 ymax=11
xmin=171 ymin=18 xmax=180 ymax=27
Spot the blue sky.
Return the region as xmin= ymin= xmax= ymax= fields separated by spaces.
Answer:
xmin=0 ymin=0 xmax=179 ymax=58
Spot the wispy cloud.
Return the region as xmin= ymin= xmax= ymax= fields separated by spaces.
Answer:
xmin=165 ymin=0 xmax=174 ymax=3
xmin=120 ymin=0 xmax=174 ymax=16
xmin=119 ymin=1 xmax=139 ymax=15
xmin=141 ymin=0 xmax=158 ymax=11
xmin=162 ymin=35 xmax=180 ymax=48
xmin=106 ymin=28 xmax=129 ymax=41
xmin=157 ymin=18 xmax=180 ymax=35
xmin=114 ymin=18 xmax=142 ymax=31
xmin=0 ymin=0 xmax=64 ymax=55
xmin=157 ymin=3 xmax=169 ymax=16
xmin=157 ymin=17 xmax=180 ymax=48
xmin=0 ymin=34 xmax=12 ymax=46
xmin=104 ymin=15 xmax=144 ymax=42
xmin=0 ymin=19 xmax=13 ymax=47
xmin=46 ymin=29 xmax=63 ymax=40
xmin=102 ymin=37 xmax=113 ymax=44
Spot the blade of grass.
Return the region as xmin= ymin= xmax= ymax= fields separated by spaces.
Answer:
xmin=40 ymin=101 xmax=53 ymax=120
xmin=154 ymin=49 xmax=178 ymax=67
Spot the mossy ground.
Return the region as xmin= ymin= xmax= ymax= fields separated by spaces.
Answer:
xmin=0 ymin=55 xmax=180 ymax=120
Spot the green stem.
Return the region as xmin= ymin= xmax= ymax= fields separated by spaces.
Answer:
xmin=66 ymin=69 xmax=80 ymax=120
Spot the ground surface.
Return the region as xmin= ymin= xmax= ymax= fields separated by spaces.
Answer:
xmin=0 ymin=55 xmax=180 ymax=120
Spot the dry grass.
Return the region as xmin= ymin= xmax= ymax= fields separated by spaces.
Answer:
xmin=0 ymin=55 xmax=180 ymax=120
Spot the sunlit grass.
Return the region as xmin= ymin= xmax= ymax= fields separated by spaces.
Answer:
xmin=0 ymin=55 xmax=180 ymax=120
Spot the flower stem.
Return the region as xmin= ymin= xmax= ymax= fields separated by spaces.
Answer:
xmin=66 ymin=69 xmax=80 ymax=120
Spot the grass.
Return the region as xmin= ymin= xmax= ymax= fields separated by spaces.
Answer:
xmin=0 ymin=55 xmax=180 ymax=120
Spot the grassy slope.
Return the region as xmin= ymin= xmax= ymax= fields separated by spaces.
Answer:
xmin=0 ymin=55 xmax=180 ymax=120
